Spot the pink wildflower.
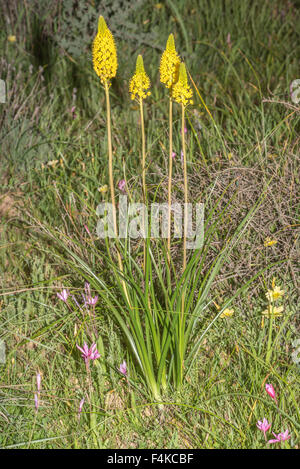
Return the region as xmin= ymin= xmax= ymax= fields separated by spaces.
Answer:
xmin=265 ymin=383 xmax=277 ymax=404
xmin=78 ymin=397 xmax=85 ymax=419
xmin=171 ymin=151 xmax=176 ymax=159
xmin=119 ymin=360 xmax=127 ymax=376
xmin=57 ymin=289 xmax=69 ymax=303
xmin=34 ymin=372 xmax=41 ymax=411
xmin=84 ymin=282 xmax=98 ymax=306
xmin=86 ymin=295 xmax=98 ymax=306
xmin=118 ymin=179 xmax=126 ymax=193
xmin=268 ymin=430 xmax=291 ymax=444
xmin=256 ymin=418 xmax=271 ymax=440
xmin=36 ymin=372 xmax=41 ymax=393
xmin=76 ymin=342 xmax=100 ymax=364
xmin=84 ymin=224 xmax=91 ymax=236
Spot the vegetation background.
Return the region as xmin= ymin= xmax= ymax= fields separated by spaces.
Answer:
xmin=0 ymin=0 xmax=299 ymax=449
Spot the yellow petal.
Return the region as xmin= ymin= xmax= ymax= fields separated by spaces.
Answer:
xmin=264 ymin=237 xmax=277 ymax=247
xmin=261 ymin=305 xmax=284 ymax=317
xmin=220 ymin=308 xmax=234 ymax=318
xmin=98 ymin=185 xmax=108 ymax=193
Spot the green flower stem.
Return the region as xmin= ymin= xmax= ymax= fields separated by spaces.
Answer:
xmin=139 ymin=97 xmax=147 ymax=274
xmin=167 ymin=96 xmax=173 ymax=270
xmin=180 ymin=102 xmax=188 ymax=385
xmin=266 ymin=303 xmax=274 ymax=365
xmin=104 ymin=81 xmax=130 ymax=305
xmin=182 ymin=103 xmax=188 ymax=275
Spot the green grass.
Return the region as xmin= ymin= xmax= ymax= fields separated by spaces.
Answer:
xmin=0 ymin=0 xmax=299 ymax=449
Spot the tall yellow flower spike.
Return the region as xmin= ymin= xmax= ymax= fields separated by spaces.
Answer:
xmin=160 ymin=34 xmax=180 ymax=89
xmin=129 ymin=55 xmax=151 ymax=101
xmin=92 ymin=16 xmax=117 ymax=85
xmin=160 ymin=35 xmax=180 ymax=268
xmin=172 ymin=63 xmax=193 ymax=107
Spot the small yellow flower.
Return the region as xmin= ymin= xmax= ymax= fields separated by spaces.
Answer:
xmin=220 ymin=308 xmax=234 ymax=318
xmin=261 ymin=305 xmax=284 ymax=318
xmin=264 ymin=237 xmax=277 ymax=247
xmin=160 ymin=34 xmax=180 ymax=89
xmin=171 ymin=62 xmax=193 ymax=107
xmin=92 ymin=16 xmax=117 ymax=86
xmin=8 ymin=35 xmax=16 ymax=43
xmin=129 ymin=55 xmax=151 ymax=101
xmin=266 ymin=285 xmax=285 ymax=302
xmin=98 ymin=184 xmax=108 ymax=193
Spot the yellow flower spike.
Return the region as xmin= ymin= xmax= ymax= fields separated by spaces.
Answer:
xmin=129 ymin=55 xmax=150 ymax=273
xmin=92 ymin=16 xmax=117 ymax=86
xmin=129 ymin=55 xmax=151 ymax=101
xmin=161 ymin=35 xmax=180 ymax=268
xmin=172 ymin=62 xmax=193 ymax=107
xmin=160 ymin=33 xmax=180 ymax=89
xmin=92 ymin=16 xmax=130 ymax=306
